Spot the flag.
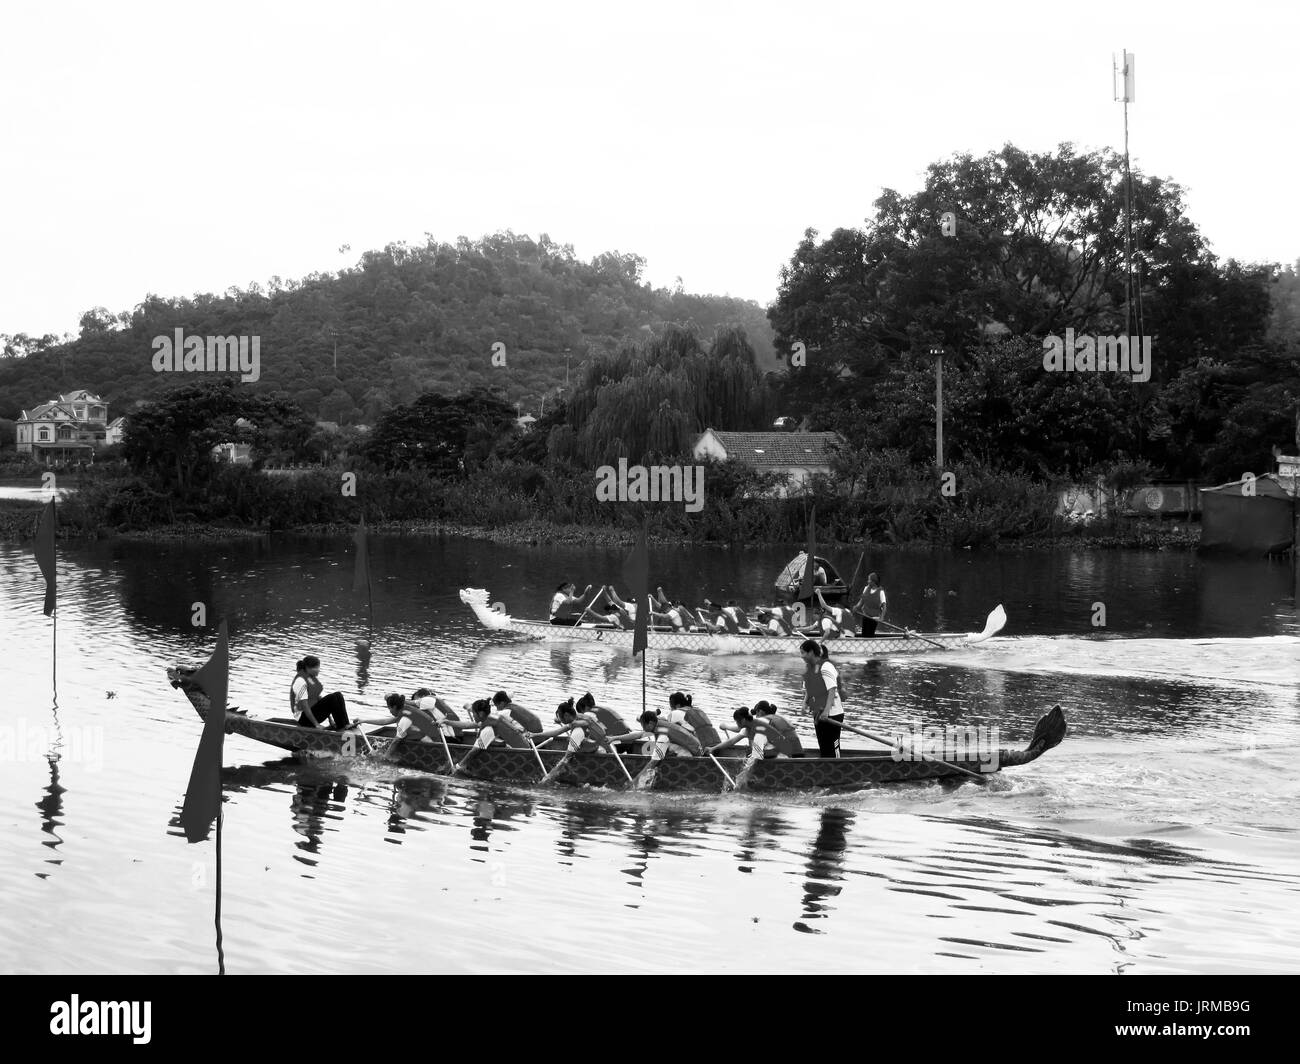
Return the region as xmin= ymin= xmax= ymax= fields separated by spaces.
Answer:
xmin=799 ymin=504 xmax=817 ymax=600
xmin=34 ymin=500 xmax=56 ymax=616
xmin=622 ymin=520 xmax=649 ymax=657
xmin=353 ymin=518 xmax=370 ymax=593
xmin=180 ymin=620 xmax=229 ymax=843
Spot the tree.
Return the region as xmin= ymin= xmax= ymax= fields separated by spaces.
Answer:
xmin=364 ymin=387 xmax=517 ymax=473
xmin=121 ymin=379 xmax=311 ymax=498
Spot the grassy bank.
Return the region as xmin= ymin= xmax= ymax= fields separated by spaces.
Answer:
xmin=0 ymin=461 xmax=1204 ymax=551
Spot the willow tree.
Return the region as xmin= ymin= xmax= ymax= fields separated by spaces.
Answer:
xmin=552 ymin=324 xmax=772 ymax=466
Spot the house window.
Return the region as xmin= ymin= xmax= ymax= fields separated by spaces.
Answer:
xmin=38 ymin=429 xmax=51 ymax=441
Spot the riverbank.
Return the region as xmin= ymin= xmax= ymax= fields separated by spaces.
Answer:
xmin=0 ymin=506 xmax=1201 ymax=551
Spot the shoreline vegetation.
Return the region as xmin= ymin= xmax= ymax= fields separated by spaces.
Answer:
xmin=0 ymin=480 xmax=1201 ymax=551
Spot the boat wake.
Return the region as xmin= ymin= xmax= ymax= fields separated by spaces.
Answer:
xmin=955 ymin=635 xmax=1300 ymax=690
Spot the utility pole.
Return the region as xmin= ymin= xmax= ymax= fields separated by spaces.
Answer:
xmin=928 ymin=346 xmax=945 ymax=470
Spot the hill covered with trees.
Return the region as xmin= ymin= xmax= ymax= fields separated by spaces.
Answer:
xmin=0 ymin=231 xmax=778 ymax=424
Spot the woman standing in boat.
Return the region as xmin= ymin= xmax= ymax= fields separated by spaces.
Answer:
xmin=851 ymin=572 xmax=887 ymax=636
xmin=290 ymin=656 xmax=352 ymax=729
xmin=800 ymin=641 xmax=844 ymax=757
xmin=550 ymin=582 xmax=593 ymax=626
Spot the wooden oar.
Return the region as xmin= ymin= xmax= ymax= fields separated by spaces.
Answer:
xmin=606 ymin=741 xmax=635 ymax=786
xmin=876 ymin=617 xmax=946 ymax=651
xmin=707 ymin=750 xmax=737 ymax=790
xmin=831 ymin=716 xmax=985 ymax=781
xmin=633 ymin=736 xmax=666 ymax=790
xmin=523 ymin=736 xmax=549 ymax=777
xmin=572 ymin=586 xmax=608 ymax=626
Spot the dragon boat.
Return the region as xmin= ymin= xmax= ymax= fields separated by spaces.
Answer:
xmin=167 ymin=666 xmax=1066 ymax=793
xmin=460 ymin=588 xmax=1007 ymax=656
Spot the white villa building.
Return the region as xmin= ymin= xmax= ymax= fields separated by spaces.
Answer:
xmin=15 ymin=390 xmax=118 ymax=463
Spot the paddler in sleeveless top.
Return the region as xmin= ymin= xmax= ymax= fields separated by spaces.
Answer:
xmin=575 ymin=691 xmax=630 ymax=737
xmin=851 ymin=572 xmax=887 ymax=636
xmin=607 ymin=709 xmax=704 ymax=758
xmin=711 ymin=702 xmax=804 ymax=759
xmin=491 ymin=690 xmax=543 ymax=734
xmin=355 ymin=691 xmax=473 ymax=743
xmin=531 ymin=697 xmax=617 ymax=753
xmin=811 ymin=588 xmax=855 ymax=638
xmin=467 ymin=698 xmax=533 ymax=750
xmin=550 ymin=581 xmax=592 ymax=626
xmin=667 ymin=691 xmax=722 ymax=747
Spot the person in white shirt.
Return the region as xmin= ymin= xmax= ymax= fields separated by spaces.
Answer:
xmin=549 ymin=582 xmax=592 ymax=625
xmin=799 ymin=640 xmax=844 ymax=757
xmin=289 ymin=655 xmax=351 ymax=729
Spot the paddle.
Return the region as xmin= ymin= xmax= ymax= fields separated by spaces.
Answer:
xmin=875 ymin=617 xmax=947 ymax=651
xmin=633 ymin=736 xmax=667 ymax=790
xmin=524 ymin=736 xmax=549 ymax=778
xmin=830 ymin=716 xmax=985 ymax=781
xmin=606 ymin=740 xmax=635 ymax=786
xmin=708 ymin=750 xmax=737 ymax=790
xmin=572 ymin=585 xmax=608 ymax=627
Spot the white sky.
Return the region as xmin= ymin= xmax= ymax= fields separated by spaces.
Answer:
xmin=1 ymin=0 xmax=1296 ymax=338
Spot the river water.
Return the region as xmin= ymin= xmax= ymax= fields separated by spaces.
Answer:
xmin=1 ymin=533 xmax=1297 ymax=974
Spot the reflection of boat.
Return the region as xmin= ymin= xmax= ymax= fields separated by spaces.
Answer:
xmin=460 ymin=588 xmax=1006 ymax=656
xmin=167 ymin=667 xmax=1066 ymax=792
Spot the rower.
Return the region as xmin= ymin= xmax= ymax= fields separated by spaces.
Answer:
xmin=712 ymin=701 xmax=803 ymax=758
xmin=812 ymin=589 xmax=854 ymax=638
xmin=290 ymin=655 xmax=352 ymax=729
xmin=532 ymin=697 xmax=614 ymax=753
xmin=550 ymin=582 xmax=593 ymax=626
xmin=754 ymin=604 xmax=798 ymax=636
xmin=607 ymin=710 xmax=703 ymax=758
xmin=575 ymin=691 xmax=630 ymax=736
xmin=667 ymin=691 xmax=721 ymax=747
xmin=356 ymin=693 xmax=472 ymax=743
xmin=467 ymin=698 xmax=534 ymax=750
xmin=491 ymin=690 xmax=544 ymax=734
xmin=604 ymin=585 xmax=675 ymax=628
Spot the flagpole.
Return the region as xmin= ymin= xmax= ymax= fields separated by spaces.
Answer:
xmin=215 ymin=807 xmax=225 ymax=975
xmin=51 ymin=498 xmax=57 ymax=700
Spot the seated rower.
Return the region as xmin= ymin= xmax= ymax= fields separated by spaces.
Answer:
xmin=703 ymin=599 xmax=761 ymax=634
xmin=550 ymin=581 xmax=594 ymax=626
xmin=466 ymin=698 xmax=534 ymax=750
xmin=531 ymin=697 xmax=616 ymax=752
xmin=711 ymin=702 xmax=804 ymax=759
xmin=668 ymin=691 xmax=722 ymax=747
xmin=491 ymin=689 xmax=544 ymax=733
xmin=754 ymin=604 xmax=799 ymax=636
xmin=603 ymin=585 xmax=676 ymax=628
xmin=575 ymin=691 xmax=630 ymax=736
xmin=355 ymin=692 xmax=473 ymax=743
xmin=607 ymin=709 xmax=704 ymax=758
xmin=813 ymin=588 xmax=855 ymax=638
xmin=290 ymin=655 xmax=353 ymax=729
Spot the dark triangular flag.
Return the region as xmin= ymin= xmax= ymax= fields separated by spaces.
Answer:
xmin=353 ymin=518 xmax=370 ymax=593
xmin=34 ymin=500 xmax=56 ymax=616
xmin=799 ymin=504 xmax=817 ymax=600
xmin=622 ymin=521 xmax=650 ymax=657
xmin=180 ymin=620 xmax=229 ymax=843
